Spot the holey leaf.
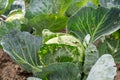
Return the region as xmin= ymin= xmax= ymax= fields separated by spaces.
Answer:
xmin=39 ymin=34 xmax=84 ymax=64
xmin=1 ymin=30 xmax=42 ymax=72
xmin=83 ymin=44 xmax=99 ymax=75
xmin=67 ymin=7 xmax=120 ymax=43
xmin=39 ymin=44 xmax=83 ymax=65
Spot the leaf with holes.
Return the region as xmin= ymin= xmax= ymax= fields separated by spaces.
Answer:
xmin=83 ymin=44 xmax=99 ymax=75
xmin=39 ymin=44 xmax=83 ymax=65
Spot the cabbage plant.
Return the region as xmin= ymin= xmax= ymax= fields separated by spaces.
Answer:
xmin=0 ymin=29 xmax=117 ymax=80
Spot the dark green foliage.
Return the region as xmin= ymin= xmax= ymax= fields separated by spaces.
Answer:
xmin=1 ymin=30 xmax=42 ymax=72
xmin=67 ymin=7 xmax=120 ymax=42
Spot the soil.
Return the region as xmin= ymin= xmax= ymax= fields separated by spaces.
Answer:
xmin=115 ymin=64 xmax=120 ymax=80
xmin=0 ymin=49 xmax=32 ymax=80
xmin=0 ymin=49 xmax=120 ymax=80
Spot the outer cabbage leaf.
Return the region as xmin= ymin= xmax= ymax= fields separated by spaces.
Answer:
xmin=112 ymin=29 xmax=120 ymax=40
xmin=86 ymin=54 xmax=117 ymax=80
xmin=83 ymin=44 xmax=99 ymax=75
xmin=99 ymin=0 xmax=120 ymax=9
xmin=65 ymin=0 xmax=99 ymax=17
xmin=28 ymin=14 xmax=68 ymax=35
xmin=67 ymin=7 xmax=120 ymax=43
xmin=24 ymin=0 xmax=30 ymax=3
xmin=25 ymin=0 xmax=72 ymax=34
xmin=1 ymin=30 xmax=42 ymax=72
xmin=36 ymin=62 xmax=81 ymax=80
xmin=10 ymin=0 xmax=25 ymax=13
xmin=97 ymin=36 xmax=120 ymax=63
xmin=0 ymin=20 xmax=21 ymax=41
xmin=26 ymin=0 xmax=72 ymax=18
xmin=0 ymin=0 xmax=14 ymax=15
xmin=0 ymin=0 xmax=8 ymax=10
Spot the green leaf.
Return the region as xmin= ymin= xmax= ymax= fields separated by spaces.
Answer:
xmin=1 ymin=30 xmax=42 ymax=72
xmin=11 ymin=0 xmax=25 ymax=12
xmin=83 ymin=44 xmax=99 ymax=75
xmin=0 ymin=0 xmax=8 ymax=10
xmin=25 ymin=0 xmax=72 ymax=34
xmin=65 ymin=0 xmax=99 ymax=17
xmin=37 ymin=62 xmax=81 ymax=80
xmin=0 ymin=20 xmax=21 ymax=41
xmin=0 ymin=0 xmax=14 ymax=15
xmin=24 ymin=0 xmax=30 ymax=3
xmin=112 ymin=29 xmax=120 ymax=40
xmin=67 ymin=7 xmax=120 ymax=43
xmin=86 ymin=54 xmax=117 ymax=80
xmin=97 ymin=36 xmax=120 ymax=63
xmin=28 ymin=14 xmax=68 ymax=35
xmin=26 ymin=0 xmax=72 ymax=18
xmin=99 ymin=0 xmax=120 ymax=9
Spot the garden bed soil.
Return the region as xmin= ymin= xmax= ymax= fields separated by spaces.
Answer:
xmin=0 ymin=49 xmax=32 ymax=80
xmin=0 ymin=49 xmax=120 ymax=80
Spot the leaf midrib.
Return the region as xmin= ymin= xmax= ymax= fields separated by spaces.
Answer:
xmin=91 ymin=10 xmax=108 ymax=42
